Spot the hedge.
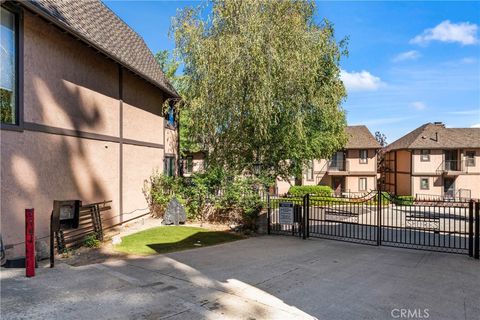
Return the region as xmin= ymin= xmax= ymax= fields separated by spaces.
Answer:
xmin=288 ymin=185 xmax=333 ymax=197
xmin=395 ymin=195 xmax=414 ymax=205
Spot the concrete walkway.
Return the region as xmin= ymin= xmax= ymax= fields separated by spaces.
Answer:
xmin=1 ymin=236 xmax=479 ymax=319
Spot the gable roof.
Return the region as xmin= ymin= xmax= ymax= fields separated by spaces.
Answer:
xmin=23 ymin=0 xmax=179 ymax=98
xmin=345 ymin=126 xmax=381 ymax=149
xmin=387 ymin=122 xmax=480 ymax=151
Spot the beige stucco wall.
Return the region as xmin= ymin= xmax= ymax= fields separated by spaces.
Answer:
xmin=346 ymin=149 xmax=377 ymax=173
xmin=165 ymin=127 xmax=178 ymax=155
xmin=1 ymin=130 xmax=120 ymax=258
xmin=123 ymin=72 xmax=165 ymax=145
xmin=345 ymin=176 xmax=376 ymax=193
xmin=122 ymin=144 xmax=164 ymax=216
xmin=23 ymin=13 xmax=120 ymax=137
xmin=412 ymin=149 xmax=442 ymax=174
xmin=462 ymin=148 xmax=480 ymax=174
xmin=1 ymin=12 xmax=177 ymax=258
xmin=411 ymin=176 xmax=443 ymax=197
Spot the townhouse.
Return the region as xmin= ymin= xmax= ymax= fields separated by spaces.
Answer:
xmin=276 ymin=126 xmax=381 ymax=195
xmin=1 ymin=0 xmax=179 ymax=259
xmin=382 ymin=122 xmax=480 ymax=200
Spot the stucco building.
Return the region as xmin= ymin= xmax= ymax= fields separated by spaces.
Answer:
xmin=1 ymin=0 xmax=179 ymax=259
xmin=276 ymin=126 xmax=381 ymax=195
xmin=381 ymin=122 xmax=480 ymax=200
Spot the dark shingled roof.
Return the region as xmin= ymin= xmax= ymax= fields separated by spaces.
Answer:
xmin=345 ymin=126 xmax=381 ymax=149
xmin=387 ymin=122 xmax=480 ymax=151
xmin=23 ymin=0 xmax=179 ymax=98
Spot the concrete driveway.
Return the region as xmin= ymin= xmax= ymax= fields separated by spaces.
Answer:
xmin=1 ymin=236 xmax=479 ymax=319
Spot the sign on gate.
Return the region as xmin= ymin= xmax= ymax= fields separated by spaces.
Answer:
xmin=279 ymin=202 xmax=294 ymax=224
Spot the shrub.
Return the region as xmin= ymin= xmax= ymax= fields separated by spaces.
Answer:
xmin=84 ymin=234 xmax=101 ymax=248
xmin=288 ymin=185 xmax=333 ymax=197
xmin=396 ymin=195 xmax=414 ymax=205
xmin=143 ymin=170 xmax=178 ymax=218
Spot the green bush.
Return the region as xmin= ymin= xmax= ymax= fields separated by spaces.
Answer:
xmin=84 ymin=234 xmax=101 ymax=248
xmin=144 ymin=168 xmax=265 ymax=229
xmin=143 ymin=170 xmax=178 ymax=218
xmin=288 ymin=185 xmax=333 ymax=197
xmin=395 ymin=195 xmax=414 ymax=205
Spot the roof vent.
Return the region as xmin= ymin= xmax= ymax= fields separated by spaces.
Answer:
xmin=433 ymin=121 xmax=444 ymax=126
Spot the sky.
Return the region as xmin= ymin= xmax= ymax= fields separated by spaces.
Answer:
xmin=104 ymin=0 xmax=480 ymax=143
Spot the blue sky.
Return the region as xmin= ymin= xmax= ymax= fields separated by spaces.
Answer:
xmin=105 ymin=0 xmax=480 ymax=142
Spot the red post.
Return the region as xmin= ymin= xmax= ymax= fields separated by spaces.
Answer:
xmin=25 ymin=208 xmax=35 ymax=277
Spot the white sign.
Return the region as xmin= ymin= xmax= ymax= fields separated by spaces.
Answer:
xmin=279 ymin=202 xmax=294 ymax=225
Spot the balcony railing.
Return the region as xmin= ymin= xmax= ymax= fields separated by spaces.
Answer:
xmin=328 ymin=159 xmax=347 ymax=172
xmin=436 ymin=160 xmax=464 ymax=175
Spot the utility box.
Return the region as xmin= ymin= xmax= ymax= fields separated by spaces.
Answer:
xmin=51 ymin=200 xmax=82 ymax=231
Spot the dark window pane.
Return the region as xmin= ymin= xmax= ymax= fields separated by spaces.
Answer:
xmin=1 ymin=7 xmax=17 ymax=124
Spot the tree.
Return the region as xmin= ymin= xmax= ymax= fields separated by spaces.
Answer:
xmin=171 ymin=0 xmax=348 ymax=179
xmin=155 ymin=50 xmax=199 ymax=155
xmin=375 ymin=131 xmax=387 ymax=147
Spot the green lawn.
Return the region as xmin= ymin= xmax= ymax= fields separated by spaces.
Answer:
xmin=114 ymin=226 xmax=244 ymax=255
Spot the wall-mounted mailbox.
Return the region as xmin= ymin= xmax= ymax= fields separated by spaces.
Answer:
xmin=51 ymin=200 xmax=81 ymax=232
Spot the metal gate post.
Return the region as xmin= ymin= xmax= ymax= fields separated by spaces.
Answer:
xmin=302 ymin=194 xmax=309 ymax=240
xmin=376 ymin=189 xmax=382 ymax=246
xmin=475 ymin=201 xmax=479 ymax=260
xmin=468 ymin=200 xmax=474 ymax=257
xmin=306 ymin=193 xmax=310 ymax=238
xmin=267 ymin=193 xmax=271 ymax=235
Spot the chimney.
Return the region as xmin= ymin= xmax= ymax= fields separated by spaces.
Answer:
xmin=433 ymin=121 xmax=445 ymax=127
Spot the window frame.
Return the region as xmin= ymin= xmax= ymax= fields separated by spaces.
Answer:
xmin=420 ymin=149 xmax=430 ymax=162
xmin=359 ymin=149 xmax=368 ymax=164
xmin=358 ymin=177 xmax=367 ymax=191
xmin=164 ymin=104 xmax=176 ymax=129
xmin=420 ymin=178 xmax=429 ymax=190
xmin=164 ymin=156 xmax=175 ymax=177
xmin=466 ymin=151 xmax=475 ymax=167
xmin=186 ymin=156 xmax=193 ymax=173
xmin=0 ymin=3 xmax=23 ymax=131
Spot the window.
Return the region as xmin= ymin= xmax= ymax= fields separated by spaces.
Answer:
xmin=420 ymin=149 xmax=430 ymax=162
xmin=164 ymin=156 xmax=175 ymax=177
xmin=359 ymin=150 xmax=368 ymax=164
xmin=359 ymin=178 xmax=367 ymax=191
xmin=165 ymin=105 xmax=175 ymax=127
xmin=466 ymin=151 xmax=475 ymax=167
xmin=306 ymin=160 xmax=314 ymax=180
xmin=186 ymin=156 xmax=193 ymax=173
xmin=420 ymin=178 xmax=429 ymax=190
xmin=1 ymin=6 xmax=19 ymax=125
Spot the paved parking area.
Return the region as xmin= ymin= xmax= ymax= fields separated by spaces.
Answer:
xmin=1 ymin=236 xmax=479 ymax=319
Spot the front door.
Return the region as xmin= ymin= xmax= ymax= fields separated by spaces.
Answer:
xmin=332 ymin=177 xmax=344 ymax=196
xmin=444 ymin=178 xmax=455 ymax=198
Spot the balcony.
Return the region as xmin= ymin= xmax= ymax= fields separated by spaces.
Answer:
xmin=326 ymin=159 xmax=348 ymax=175
xmin=436 ymin=160 xmax=464 ymax=176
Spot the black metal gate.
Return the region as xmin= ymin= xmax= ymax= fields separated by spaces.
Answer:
xmin=267 ymin=191 xmax=480 ymax=258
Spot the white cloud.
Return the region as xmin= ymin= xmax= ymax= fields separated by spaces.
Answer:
xmin=410 ymin=101 xmax=426 ymax=110
xmin=447 ymin=109 xmax=479 ymax=115
xmin=392 ymin=50 xmax=421 ymax=62
xmin=472 ymin=123 xmax=480 ymax=128
xmin=461 ymin=57 xmax=477 ymax=64
xmin=410 ymin=20 xmax=478 ymax=45
xmin=340 ymin=70 xmax=384 ymax=92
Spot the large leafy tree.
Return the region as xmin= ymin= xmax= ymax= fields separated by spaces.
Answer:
xmin=155 ymin=50 xmax=200 ymax=155
xmin=171 ymin=0 xmax=348 ymax=179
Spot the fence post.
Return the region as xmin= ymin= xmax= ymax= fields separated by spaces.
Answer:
xmin=25 ymin=208 xmax=35 ymax=277
xmin=475 ymin=201 xmax=479 ymax=260
xmin=376 ymin=189 xmax=382 ymax=246
xmin=302 ymin=194 xmax=309 ymax=240
xmin=469 ymin=200 xmax=474 ymax=257
xmin=267 ymin=192 xmax=271 ymax=235
xmin=306 ymin=193 xmax=310 ymax=239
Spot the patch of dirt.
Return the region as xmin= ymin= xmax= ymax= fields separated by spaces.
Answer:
xmin=57 ymin=217 xmax=245 ymax=267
